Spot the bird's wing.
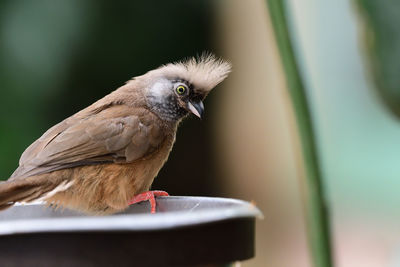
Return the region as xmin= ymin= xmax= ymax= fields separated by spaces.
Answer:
xmin=11 ymin=105 xmax=165 ymax=178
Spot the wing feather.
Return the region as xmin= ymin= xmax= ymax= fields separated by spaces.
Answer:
xmin=11 ymin=105 xmax=164 ymax=178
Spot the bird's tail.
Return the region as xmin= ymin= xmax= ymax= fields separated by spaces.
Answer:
xmin=0 ymin=175 xmax=58 ymax=211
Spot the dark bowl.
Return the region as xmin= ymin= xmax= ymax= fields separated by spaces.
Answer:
xmin=0 ymin=196 xmax=262 ymax=267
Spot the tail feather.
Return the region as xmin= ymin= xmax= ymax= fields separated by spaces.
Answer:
xmin=0 ymin=176 xmax=58 ymax=210
xmin=0 ymin=203 xmax=13 ymax=211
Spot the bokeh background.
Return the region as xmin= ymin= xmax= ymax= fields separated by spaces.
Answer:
xmin=1 ymin=0 xmax=400 ymax=266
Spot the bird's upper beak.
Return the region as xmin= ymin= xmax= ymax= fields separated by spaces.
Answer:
xmin=187 ymin=100 xmax=204 ymax=119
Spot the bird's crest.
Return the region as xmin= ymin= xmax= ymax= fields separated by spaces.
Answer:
xmin=147 ymin=53 xmax=232 ymax=93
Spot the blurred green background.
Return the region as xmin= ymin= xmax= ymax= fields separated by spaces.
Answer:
xmin=2 ymin=0 xmax=400 ymax=266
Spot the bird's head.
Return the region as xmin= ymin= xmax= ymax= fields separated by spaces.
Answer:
xmin=140 ymin=53 xmax=231 ymax=121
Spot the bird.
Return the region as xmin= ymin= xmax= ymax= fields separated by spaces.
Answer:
xmin=0 ymin=54 xmax=231 ymax=215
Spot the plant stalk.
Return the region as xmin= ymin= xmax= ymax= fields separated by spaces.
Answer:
xmin=266 ymin=1 xmax=333 ymax=266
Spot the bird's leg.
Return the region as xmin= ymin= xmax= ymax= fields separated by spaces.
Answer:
xmin=128 ymin=190 xmax=169 ymax=213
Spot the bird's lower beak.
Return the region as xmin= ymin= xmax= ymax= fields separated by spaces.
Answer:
xmin=187 ymin=100 xmax=204 ymax=119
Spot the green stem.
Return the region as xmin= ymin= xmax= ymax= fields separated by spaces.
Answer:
xmin=265 ymin=1 xmax=333 ymax=266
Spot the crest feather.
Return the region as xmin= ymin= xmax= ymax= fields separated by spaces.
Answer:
xmin=150 ymin=53 xmax=231 ymax=92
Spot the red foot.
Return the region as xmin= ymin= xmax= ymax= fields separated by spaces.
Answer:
xmin=128 ymin=190 xmax=169 ymax=213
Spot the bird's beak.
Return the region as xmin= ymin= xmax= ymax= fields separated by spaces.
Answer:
xmin=187 ymin=100 xmax=204 ymax=119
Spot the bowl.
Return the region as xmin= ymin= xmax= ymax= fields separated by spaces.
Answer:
xmin=0 ymin=196 xmax=262 ymax=266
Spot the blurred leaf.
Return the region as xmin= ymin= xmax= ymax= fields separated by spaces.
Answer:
xmin=357 ymin=0 xmax=400 ymax=118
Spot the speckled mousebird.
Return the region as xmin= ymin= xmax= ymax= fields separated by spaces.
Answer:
xmin=0 ymin=54 xmax=231 ymax=214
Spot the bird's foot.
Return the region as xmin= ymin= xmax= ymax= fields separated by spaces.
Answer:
xmin=128 ymin=190 xmax=169 ymax=213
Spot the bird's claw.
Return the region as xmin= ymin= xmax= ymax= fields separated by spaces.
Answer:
xmin=128 ymin=190 xmax=169 ymax=213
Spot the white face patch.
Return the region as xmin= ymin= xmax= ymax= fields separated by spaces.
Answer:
xmin=146 ymin=79 xmax=187 ymax=121
xmin=147 ymin=79 xmax=171 ymax=102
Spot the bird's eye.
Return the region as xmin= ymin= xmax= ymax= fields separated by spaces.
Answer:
xmin=176 ymin=85 xmax=187 ymax=95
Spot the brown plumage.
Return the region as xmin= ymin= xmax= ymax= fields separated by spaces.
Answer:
xmin=0 ymin=54 xmax=231 ymax=214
